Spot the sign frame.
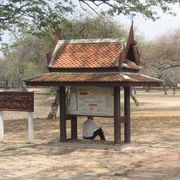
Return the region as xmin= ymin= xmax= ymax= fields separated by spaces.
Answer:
xmin=0 ymin=91 xmax=34 ymax=142
xmin=0 ymin=91 xmax=34 ymax=112
xmin=67 ymin=86 xmax=114 ymax=117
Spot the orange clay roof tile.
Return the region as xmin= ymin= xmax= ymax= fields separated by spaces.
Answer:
xmin=50 ymin=42 xmax=122 ymax=69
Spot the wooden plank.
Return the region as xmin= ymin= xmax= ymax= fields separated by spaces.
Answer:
xmin=59 ymin=86 xmax=67 ymax=142
xmin=71 ymin=116 xmax=77 ymax=140
xmin=124 ymin=86 xmax=131 ymax=143
xmin=114 ymin=86 xmax=121 ymax=144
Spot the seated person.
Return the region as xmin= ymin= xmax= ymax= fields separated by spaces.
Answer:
xmin=83 ymin=116 xmax=106 ymax=141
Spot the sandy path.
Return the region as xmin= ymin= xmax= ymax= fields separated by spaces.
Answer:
xmin=0 ymin=90 xmax=180 ymax=179
xmin=0 ymin=116 xmax=180 ymax=179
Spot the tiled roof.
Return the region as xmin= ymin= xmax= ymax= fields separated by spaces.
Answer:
xmin=48 ymin=39 xmax=122 ymax=69
xmin=25 ymin=72 xmax=162 ymax=86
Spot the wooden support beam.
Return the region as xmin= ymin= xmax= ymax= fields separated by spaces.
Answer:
xmin=71 ymin=115 xmax=77 ymax=140
xmin=124 ymin=86 xmax=131 ymax=143
xmin=114 ymin=86 xmax=121 ymax=144
xmin=59 ymin=86 xmax=66 ymax=142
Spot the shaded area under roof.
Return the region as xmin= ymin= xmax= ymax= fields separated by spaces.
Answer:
xmin=25 ymin=72 xmax=162 ymax=87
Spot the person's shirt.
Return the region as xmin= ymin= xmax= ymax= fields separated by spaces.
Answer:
xmin=83 ymin=119 xmax=101 ymax=137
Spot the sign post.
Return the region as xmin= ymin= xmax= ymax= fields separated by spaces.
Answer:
xmin=0 ymin=112 xmax=4 ymax=141
xmin=0 ymin=91 xmax=34 ymax=142
xmin=28 ymin=112 xmax=33 ymax=142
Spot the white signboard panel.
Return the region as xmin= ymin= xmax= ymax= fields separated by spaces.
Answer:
xmin=67 ymin=87 xmax=114 ymax=116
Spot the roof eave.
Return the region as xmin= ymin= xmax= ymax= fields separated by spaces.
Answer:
xmin=25 ymin=79 xmax=162 ymax=87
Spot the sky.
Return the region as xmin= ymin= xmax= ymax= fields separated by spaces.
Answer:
xmin=76 ymin=2 xmax=180 ymax=40
xmin=115 ymin=4 xmax=180 ymax=40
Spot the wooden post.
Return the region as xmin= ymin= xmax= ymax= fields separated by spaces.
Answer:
xmin=124 ymin=86 xmax=131 ymax=143
xmin=59 ymin=86 xmax=67 ymax=141
xmin=71 ymin=116 xmax=77 ymax=140
xmin=114 ymin=86 xmax=121 ymax=144
xmin=0 ymin=112 xmax=4 ymax=141
xmin=28 ymin=112 xmax=34 ymax=142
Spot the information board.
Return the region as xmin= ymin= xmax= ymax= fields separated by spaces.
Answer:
xmin=0 ymin=91 xmax=34 ymax=112
xmin=67 ymin=87 xmax=114 ymax=116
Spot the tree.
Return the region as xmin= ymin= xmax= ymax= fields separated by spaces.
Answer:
xmin=0 ymin=58 xmax=7 ymax=78
xmin=0 ymin=0 xmax=73 ymax=36
xmin=3 ymin=34 xmax=52 ymax=89
xmin=79 ymin=0 xmax=178 ymax=20
xmin=1 ymin=0 xmax=180 ymax=38
xmin=59 ymin=15 xmax=127 ymax=39
xmin=142 ymin=29 xmax=180 ymax=94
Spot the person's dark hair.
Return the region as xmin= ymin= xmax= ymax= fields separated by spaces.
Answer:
xmin=87 ymin=116 xmax=93 ymax=120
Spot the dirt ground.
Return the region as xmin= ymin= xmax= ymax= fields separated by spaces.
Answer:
xmin=0 ymin=88 xmax=180 ymax=180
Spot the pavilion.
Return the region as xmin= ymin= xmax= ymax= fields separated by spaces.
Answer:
xmin=25 ymin=22 xmax=162 ymax=144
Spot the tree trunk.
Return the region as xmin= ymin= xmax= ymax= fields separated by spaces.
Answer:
xmin=5 ymin=80 xmax=8 ymax=90
xmin=47 ymin=90 xmax=59 ymax=119
xmin=130 ymin=88 xmax=140 ymax=106
xmin=21 ymin=80 xmax=28 ymax=91
xmin=145 ymin=85 xmax=150 ymax=92
xmin=162 ymin=84 xmax=167 ymax=95
xmin=173 ymin=86 xmax=176 ymax=95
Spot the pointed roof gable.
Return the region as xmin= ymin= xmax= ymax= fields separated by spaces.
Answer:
xmin=47 ymin=29 xmax=62 ymax=64
xmin=124 ymin=21 xmax=140 ymax=65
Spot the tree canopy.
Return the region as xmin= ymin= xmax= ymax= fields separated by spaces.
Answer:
xmin=142 ymin=30 xmax=180 ymax=87
xmin=0 ymin=0 xmax=73 ymax=36
xmin=79 ymin=0 xmax=179 ymax=20
xmin=1 ymin=0 xmax=180 ymax=37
